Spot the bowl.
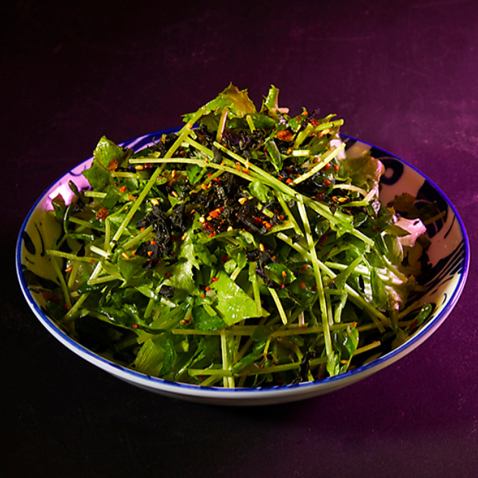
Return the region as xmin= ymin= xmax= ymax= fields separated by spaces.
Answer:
xmin=16 ymin=130 xmax=470 ymax=405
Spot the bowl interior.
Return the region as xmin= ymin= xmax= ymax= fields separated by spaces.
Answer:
xmin=16 ymin=132 xmax=469 ymax=403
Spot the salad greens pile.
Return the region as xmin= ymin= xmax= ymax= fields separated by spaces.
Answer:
xmin=42 ymin=84 xmax=432 ymax=388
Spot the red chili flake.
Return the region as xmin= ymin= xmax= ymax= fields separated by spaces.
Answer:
xmin=333 ymin=164 xmax=340 ymax=172
xmin=253 ymin=216 xmax=263 ymax=224
xmin=323 ymin=163 xmax=331 ymax=171
xmin=281 ymin=270 xmax=287 ymax=279
xmin=203 ymin=222 xmax=215 ymax=233
xmin=323 ymin=179 xmax=332 ymax=187
xmin=299 ymin=280 xmax=307 ymax=289
xmin=208 ymin=232 xmax=216 ymax=238
xmin=211 ymin=276 xmax=219 ymax=283
xmin=204 ymin=286 xmax=211 ymax=292
xmin=147 ymin=250 xmax=153 ymax=257
xmin=96 ymin=207 xmax=109 ymax=220
xmin=119 ymin=185 xmax=127 ymax=193
xmin=263 ymin=221 xmax=272 ymax=230
xmin=131 ymin=324 xmax=139 ymax=329
xmin=309 ymin=118 xmax=319 ymax=126
xmin=276 ymin=129 xmax=293 ymax=142
xmin=150 ymin=240 xmax=157 ymax=245
xmin=300 ymin=264 xmax=311 ymax=272
xmin=107 ymin=158 xmax=119 ymax=171
xmin=280 ymin=284 xmax=286 ymax=289
xmin=200 ymin=293 xmax=206 ymax=299
xmin=209 ymin=207 xmax=223 ymax=219
xmin=221 ymin=255 xmax=229 ymax=263
xmin=278 ymin=214 xmax=286 ymax=221
xmin=285 ymin=178 xmax=294 ymax=185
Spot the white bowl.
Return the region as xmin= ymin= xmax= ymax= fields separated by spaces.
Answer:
xmin=16 ymin=131 xmax=470 ymax=405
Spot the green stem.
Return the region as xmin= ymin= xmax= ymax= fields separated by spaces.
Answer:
xmin=46 ymin=250 xmax=97 ymax=264
xmin=276 ymin=232 xmax=389 ymax=330
xmin=296 ymin=197 xmax=333 ymax=358
xmin=292 ymin=143 xmax=344 ymax=185
xmin=50 ymin=254 xmax=71 ymax=309
xmin=249 ymin=262 xmax=262 ymax=316
xmin=268 ymin=287 xmax=288 ymax=325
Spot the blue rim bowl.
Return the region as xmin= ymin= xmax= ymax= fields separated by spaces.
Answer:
xmin=15 ymin=130 xmax=470 ymax=405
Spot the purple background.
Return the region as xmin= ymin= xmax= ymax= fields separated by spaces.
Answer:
xmin=2 ymin=1 xmax=477 ymax=477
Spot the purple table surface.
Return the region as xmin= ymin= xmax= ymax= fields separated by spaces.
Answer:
xmin=2 ymin=1 xmax=477 ymax=477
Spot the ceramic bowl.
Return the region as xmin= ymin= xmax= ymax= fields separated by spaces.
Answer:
xmin=16 ymin=130 xmax=470 ymax=405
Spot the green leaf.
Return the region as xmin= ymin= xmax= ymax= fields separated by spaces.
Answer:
xmin=134 ymin=334 xmax=176 ymax=376
xmin=190 ymin=336 xmax=221 ymax=369
xmin=98 ymin=303 xmax=141 ymax=327
xmin=183 ymin=84 xmax=256 ymax=123
xmin=264 ymin=263 xmax=296 ymax=285
xmin=250 ymin=113 xmax=276 ymax=129
xmin=93 ymin=136 xmax=127 ymax=169
xmin=118 ymin=255 xmax=146 ymax=282
xmin=341 ymin=151 xmax=384 ymax=192
xmin=149 ymin=302 xmax=190 ymax=331
xmin=415 ymin=303 xmax=433 ymax=326
xmin=337 ymin=326 xmax=359 ymax=359
xmin=265 ymin=139 xmax=283 ymax=172
xmin=101 ymin=185 xmax=122 ymax=209
xmin=51 ymin=194 xmax=66 ymax=220
xmin=187 ymin=164 xmax=206 ymax=185
xmin=83 ymin=161 xmax=111 ymax=190
xmin=211 ymin=271 xmax=262 ymax=325
xmin=232 ymin=339 xmax=266 ymax=373
xmin=192 ymin=305 xmax=226 ymax=331
xmin=179 ymin=232 xmax=200 ymax=269
xmin=261 ymin=84 xmax=280 ymax=113
xmin=164 ymin=233 xmax=200 ymax=292
xmin=248 ymin=180 xmax=272 ymax=203
xmin=83 ymin=136 xmax=129 ymax=190
xmin=370 ymin=267 xmax=388 ymax=311
xmin=326 ymin=352 xmax=340 ymax=377
xmin=165 ymin=260 xmax=194 ymax=293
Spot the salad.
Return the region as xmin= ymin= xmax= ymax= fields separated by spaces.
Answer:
xmin=40 ymin=84 xmax=432 ymax=388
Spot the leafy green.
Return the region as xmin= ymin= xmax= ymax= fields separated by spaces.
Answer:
xmin=83 ymin=136 xmax=127 ymax=189
xmin=211 ymin=272 xmax=262 ymax=325
xmin=134 ymin=334 xmax=176 ymax=376
xmin=41 ymin=83 xmax=432 ymax=389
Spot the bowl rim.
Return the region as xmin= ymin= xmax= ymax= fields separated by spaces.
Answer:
xmin=15 ymin=130 xmax=471 ymax=400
